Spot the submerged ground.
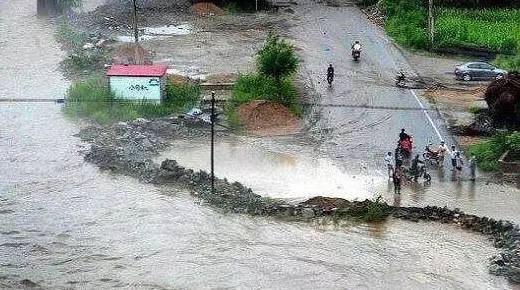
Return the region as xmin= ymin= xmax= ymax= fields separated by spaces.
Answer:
xmin=1 ymin=0 xmax=519 ymax=289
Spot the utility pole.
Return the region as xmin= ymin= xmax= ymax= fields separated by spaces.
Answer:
xmin=428 ymin=0 xmax=434 ymax=48
xmin=210 ymin=91 xmax=215 ymax=194
xmin=132 ymin=0 xmax=139 ymax=44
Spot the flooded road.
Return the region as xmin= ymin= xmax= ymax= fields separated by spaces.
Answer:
xmin=162 ymin=136 xmax=520 ymax=224
xmin=0 ymin=0 xmax=517 ymax=289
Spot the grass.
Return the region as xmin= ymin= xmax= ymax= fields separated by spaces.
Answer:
xmin=64 ymin=77 xmax=201 ymax=125
xmin=333 ymin=196 xmax=392 ymax=222
xmin=435 ymin=8 xmax=520 ymax=54
xmin=493 ymin=54 xmax=520 ymax=71
xmin=466 ymin=131 xmax=520 ymax=171
xmin=382 ymin=1 xmax=520 ymax=56
xmin=231 ymin=73 xmax=300 ymax=114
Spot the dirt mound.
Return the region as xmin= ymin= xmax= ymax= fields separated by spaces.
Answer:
xmin=191 ymin=2 xmax=225 ymax=16
xmin=112 ymin=43 xmax=152 ymax=65
xmin=236 ymin=100 xmax=301 ymax=136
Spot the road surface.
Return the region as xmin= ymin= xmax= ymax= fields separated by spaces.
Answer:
xmin=289 ymin=0 xmax=450 ymax=171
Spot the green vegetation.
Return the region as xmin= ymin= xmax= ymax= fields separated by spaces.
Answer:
xmin=232 ymin=73 xmax=299 ymax=112
xmin=382 ymin=0 xmax=520 ymax=57
xmin=493 ymin=54 xmax=520 ymax=71
xmin=228 ymin=32 xmax=300 ymax=122
xmin=467 ymin=131 xmax=520 ymax=171
xmin=435 ymin=8 xmax=520 ymax=54
xmin=56 ymin=21 xmax=87 ymax=51
xmin=64 ymin=78 xmax=201 ymax=125
xmin=257 ymin=32 xmax=299 ymax=82
xmin=56 ymin=21 xmax=107 ymax=75
xmin=333 ymin=196 xmax=392 ymax=222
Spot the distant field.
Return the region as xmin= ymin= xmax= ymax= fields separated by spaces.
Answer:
xmin=435 ymin=8 xmax=520 ymax=54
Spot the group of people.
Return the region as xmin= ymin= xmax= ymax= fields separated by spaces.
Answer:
xmin=384 ymin=129 xmax=476 ymax=194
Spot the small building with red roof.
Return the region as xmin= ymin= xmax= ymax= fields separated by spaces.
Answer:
xmin=107 ymin=64 xmax=168 ymax=101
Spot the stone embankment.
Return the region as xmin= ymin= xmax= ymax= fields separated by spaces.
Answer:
xmin=78 ymin=117 xmax=520 ymax=284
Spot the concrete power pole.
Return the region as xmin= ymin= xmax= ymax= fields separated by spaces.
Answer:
xmin=428 ymin=0 xmax=434 ymax=48
xmin=132 ymin=0 xmax=139 ymax=44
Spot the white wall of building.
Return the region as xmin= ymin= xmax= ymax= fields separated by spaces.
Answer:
xmin=109 ymin=76 xmax=163 ymax=101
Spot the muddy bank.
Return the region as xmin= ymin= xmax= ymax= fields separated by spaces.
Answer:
xmin=77 ymin=116 xmax=520 ymax=283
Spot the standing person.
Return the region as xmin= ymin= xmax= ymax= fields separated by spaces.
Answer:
xmin=450 ymin=145 xmax=459 ymax=170
xmin=327 ymin=64 xmax=334 ymax=86
xmin=469 ymin=156 xmax=476 ymax=181
xmin=395 ymin=143 xmax=403 ymax=168
xmin=384 ymin=152 xmax=394 ymax=178
xmin=392 ymin=170 xmax=402 ymax=194
xmin=455 ymin=151 xmax=464 ymax=172
xmin=438 ymin=140 xmax=449 ymax=166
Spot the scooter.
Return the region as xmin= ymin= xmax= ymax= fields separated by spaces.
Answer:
xmin=395 ymin=71 xmax=406 ymax=87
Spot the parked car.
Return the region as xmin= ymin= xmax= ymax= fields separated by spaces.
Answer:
xmin=454 ymin=62 xmax=507 ymax=81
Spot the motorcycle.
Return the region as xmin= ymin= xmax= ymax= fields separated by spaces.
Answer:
xmin=395 ymin=71 xmax=406 ymax=87
xmin=404 ymin=165 xmax=431 ymax=183
xmin=352 ymin=49 xmax=361 ymax=61
xmin=423 ymin=147 xmax=441 ymax=166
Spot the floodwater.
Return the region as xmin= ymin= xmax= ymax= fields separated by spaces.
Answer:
xmin=162 ymin=136 xmax=520 ymax=224
xmin=0 ymin=0 xmax=517 ymax=289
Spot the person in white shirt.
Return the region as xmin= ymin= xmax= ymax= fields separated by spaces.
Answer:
xmin=384 ymin=152 xmax=394 ymax=178
xmin=438 ymin=140 xmax=449 ymax=166
xmin=450 ymin=145 xmax=459 ymax=170
xmin=351 ymin=40 xmax=362 ymax=52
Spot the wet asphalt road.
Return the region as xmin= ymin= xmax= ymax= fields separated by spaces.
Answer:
xmin=289 ymin=0 xmax=451 ymax=172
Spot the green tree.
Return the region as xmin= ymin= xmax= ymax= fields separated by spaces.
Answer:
xmin=256 ymin=32 xmax=299 ymax=82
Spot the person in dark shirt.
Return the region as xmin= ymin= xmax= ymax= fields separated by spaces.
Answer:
xmin=327 ymin=64 xmax=334 ymax=83
xmin=399 ymin=129 xmax=410 ymax=141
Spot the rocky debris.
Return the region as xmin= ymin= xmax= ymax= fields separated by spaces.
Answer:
xmin=362 ymin=4 xmax=385 ymax=27
xmin=76 ymin=116 xmax=209 ymax=182
xmin=77 ymin=115 xmax=520 ymax=284
xmin=450 ymin=112 xmax=494 ymax=136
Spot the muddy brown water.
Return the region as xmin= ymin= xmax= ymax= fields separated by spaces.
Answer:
xmin=0 ymin=0 xmax=517 ymax=289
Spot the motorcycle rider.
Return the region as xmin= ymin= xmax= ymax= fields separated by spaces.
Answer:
xmin=351 ymin=40 xmax=362 ymax=52
xmin=351 ymin=41 xmax=362 ymax=60
xmin=399 ymin=129 xmax=410 ymax=141
xmin=396 ymin=70 xmax=406 ymax=86
xmin=410 ymin=154 xmax=424 ymax=180
xmin=327 ymin=63 xmax=334 ymax=85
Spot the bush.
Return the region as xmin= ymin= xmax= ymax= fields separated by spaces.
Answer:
xmin=506 ymin=131 xmax=520 ymax=154
xmin=164 ymin=82 xmax=202 ymax=111
xmin=383 ymin=0 xmax=429 ymax=49
xmin=493 ymin=54 xmax=520 ymax=71
xmin=56 ymin=21 xmax=87 ymax=52
xmin=232 ymin=73 xmax=299 ymax=113
xmin=467 ymin=131 xmax=515 ymax=171
xmin=386 ymin=10 xmax=428 ymax=49
xmin=257 ymin=32 xmax=299 ymax=81
xmin=64 ymin=78 xmax=201 ymax=124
